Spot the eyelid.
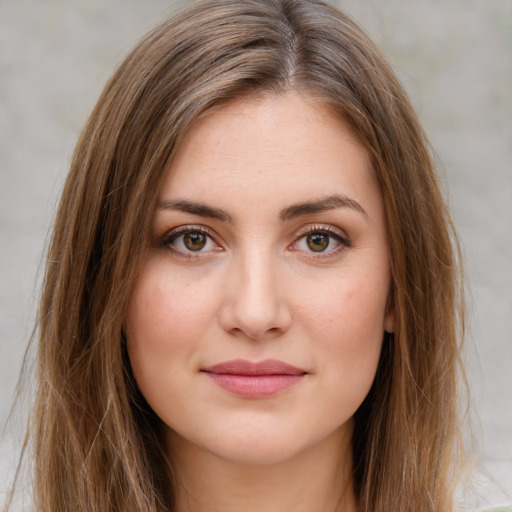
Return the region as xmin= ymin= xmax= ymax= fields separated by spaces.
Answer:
xmin=290 ymin=223 xmax=351 ymax=258
xmin=161 ymin=224 xmax=223 ymax=258
xmin=161 ymin=224 xmax=216 ymax=246
xmin=158 ymin=223 xmax=350 ymax=259
xmin=294 ymin=223 xmax=349 ymax=241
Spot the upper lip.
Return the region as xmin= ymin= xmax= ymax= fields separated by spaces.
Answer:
xmin=202 ymin=359 xmax=307 ymax=376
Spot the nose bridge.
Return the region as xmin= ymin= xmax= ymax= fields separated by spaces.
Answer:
xmin=220 ymin=240 xmax=291 ymax=339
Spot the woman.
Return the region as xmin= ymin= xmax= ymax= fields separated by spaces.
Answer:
xmin=7 ymin=0 xmax=469 ymax=510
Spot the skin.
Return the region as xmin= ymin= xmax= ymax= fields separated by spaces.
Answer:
xmin=126 ymin=91 xmax=394 ymax=512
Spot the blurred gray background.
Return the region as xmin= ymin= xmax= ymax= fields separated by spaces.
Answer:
xmin=1 ymin=0 xmax=511 ymax=508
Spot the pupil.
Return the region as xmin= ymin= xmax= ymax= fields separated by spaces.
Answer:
xmin=307 ymin=233 xmax=329 ymax=252
xmin=184 ymin=232 xmax=206 ymax=251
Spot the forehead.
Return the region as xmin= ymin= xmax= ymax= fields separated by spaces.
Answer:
xmin=159 ymin=91 xmax=380 ymax=220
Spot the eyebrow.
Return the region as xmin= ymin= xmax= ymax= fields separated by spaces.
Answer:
xmin=280 ymin=194 xmax=367 ymax=220
xmin=157 ymin=199 xmax=233 ymax=222
xmin=157 ymin=193 xmax=367 ymax=223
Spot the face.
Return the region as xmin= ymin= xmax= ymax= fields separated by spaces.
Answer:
xmin=125 ymin=92 xmax=393 ymax=466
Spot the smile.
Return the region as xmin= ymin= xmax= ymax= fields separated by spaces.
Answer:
xmin=202 ymin=359 xmax=307 ymax=398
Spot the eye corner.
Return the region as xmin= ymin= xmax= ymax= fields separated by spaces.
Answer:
xmin=159 ymin=224 xmax=224 ymax=259
xmin=289 ymin=224 xmax=352 ymax=259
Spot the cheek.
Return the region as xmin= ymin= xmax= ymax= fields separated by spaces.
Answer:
xmin=319 ymin=290 xmax=384 ymax=372
xmin=124 ymin=262 xmax=217 ymax=396
xmin=301 ymin=271 xmax=389 ymax=343
xmin=295 ymin=267 xmax=389 ymax=394
xmin=127 ymin=261 xmax=214 ymax=344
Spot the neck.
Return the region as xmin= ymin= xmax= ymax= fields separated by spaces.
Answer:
xmin=166 ymin=427 xmax=357 ymax=512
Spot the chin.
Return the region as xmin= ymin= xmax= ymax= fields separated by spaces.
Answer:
xmin=171 ymin=413 xmax=351 ymax=468
xmin=206 ymin=435 xmax=309 ymax=466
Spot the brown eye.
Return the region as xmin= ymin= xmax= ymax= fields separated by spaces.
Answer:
xmin=306 ymin=233 xmax=330 ymax=252
xmin=292 ymin=227 xmax=349 ymax=257
xmin=162 ymin=227 xmax=217 ymax=255
xmin=184 ymin=232 xmax=207 ymax=251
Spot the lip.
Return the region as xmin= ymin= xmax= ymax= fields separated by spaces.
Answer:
xmin=202 ymin=359 xmax=307 ymax=398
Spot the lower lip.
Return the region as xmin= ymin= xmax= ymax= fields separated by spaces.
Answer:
xmin=205 ymin=373 xmax=304 ymax=398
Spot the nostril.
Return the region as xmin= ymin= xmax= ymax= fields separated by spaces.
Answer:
xmin=217 ymin=265 xmax=292 ymax=339
xmin=226 ymin=324 xmax=287 ymax=341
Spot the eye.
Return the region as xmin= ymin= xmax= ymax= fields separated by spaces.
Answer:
xmin=304 ymin=233 xmax=331 ymax=252
xmin=181 ymin=232 xmax=210 ymax=251
xmin=162 ymin=226 xmax=220 ymax=256
xmin=291 ymin=226 xmax=350 ymax=256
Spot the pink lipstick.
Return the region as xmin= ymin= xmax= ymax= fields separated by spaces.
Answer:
xmin=202 ymin=359 xmax=306 ymax=398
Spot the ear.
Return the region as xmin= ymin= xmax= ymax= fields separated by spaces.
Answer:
xmin=383 ymin=291 xmax=395 ymax=333
xmin=384 ymin=308 xmax=394 ymax=333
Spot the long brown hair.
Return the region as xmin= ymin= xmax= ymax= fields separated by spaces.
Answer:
xmin=7 ymin=0 xmax=466 ymax=510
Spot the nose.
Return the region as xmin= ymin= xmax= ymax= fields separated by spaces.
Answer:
xmin=218 ymin=248 xmax=292 ymax=340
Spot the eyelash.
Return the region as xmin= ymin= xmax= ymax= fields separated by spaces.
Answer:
xmin=161 ymin=225 xmax=221 ymax=260
xmin=291 ymin=224 xmax=351 ymax=258
xmin=160 ymin=224 xmax=351 ymax=259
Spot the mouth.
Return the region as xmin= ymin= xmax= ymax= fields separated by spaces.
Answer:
xmin=201 ymin=359 xmax=307 ymax=398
